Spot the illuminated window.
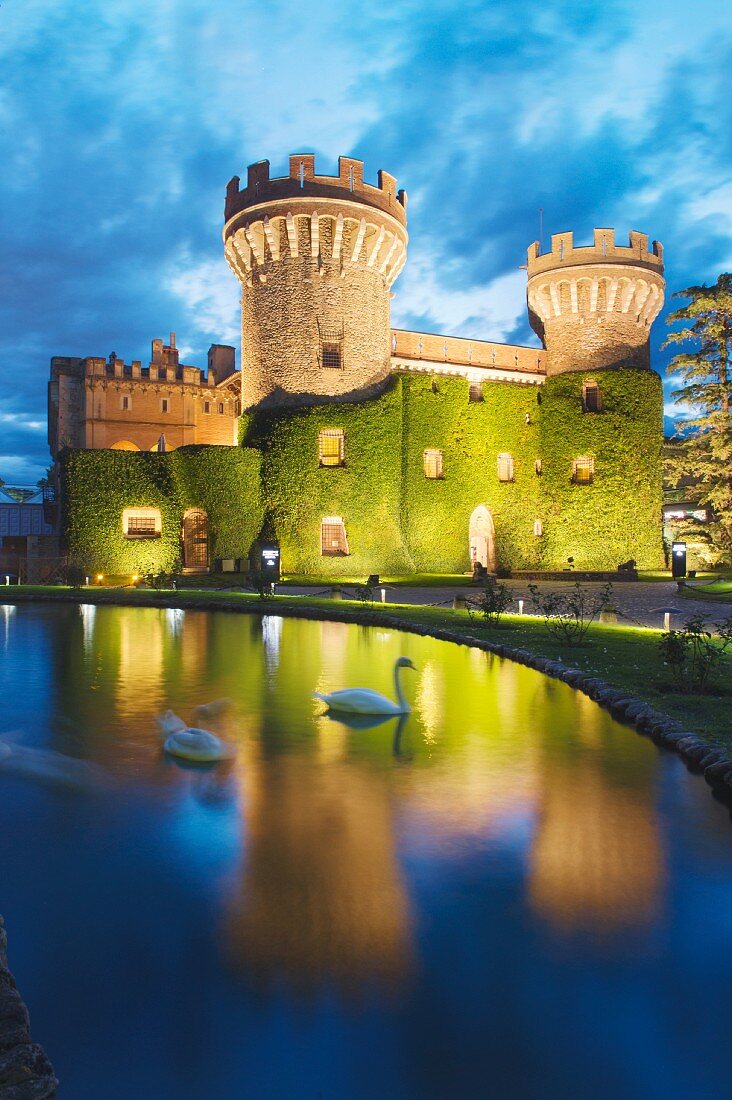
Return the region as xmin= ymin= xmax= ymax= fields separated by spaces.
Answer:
xmin=161 ymin=398 xmax=169 ymax=413
xmin=318 ymin=429 xmax=345 ymax=467
xmin=423 ymin=448 xmax=443 ymax=479
xmin=120 ymin=395 xmax=131 ymax=411
xmin=218 ymin=402 xmax=224 ymax=414
xmin=582 ymin=381 xmax=602 ymax=412
xmin=572 ymin=456 xmax=594 ymax=484
xmin=321 ymin=516 xmax=349 ymax=556
xmin=203 ymin=400 xmax=211 ymax=414
xmin=122 ymin=507 xmax=161 ymax=539
xmin=533 ymin=518 xmax=543 ymax=537
xmin=469 ymin=383 xmax=484 ymax=403
xmin=497 ymin=452 xmax=514 ymax=482
xmin=321 ymin=343 xmax=342 ymax=369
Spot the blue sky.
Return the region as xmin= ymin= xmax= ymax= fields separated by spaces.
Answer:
xmin=1 ymin=0 xmax=731 ymax=482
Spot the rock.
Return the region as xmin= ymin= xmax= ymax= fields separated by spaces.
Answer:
xmin=704 ymin=760 xmax=732 ymax=783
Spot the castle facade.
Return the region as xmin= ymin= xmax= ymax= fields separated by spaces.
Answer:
xmin=56 ymin=154 xmax=666 ymax=576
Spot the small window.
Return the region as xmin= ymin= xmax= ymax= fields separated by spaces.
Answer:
xmin=321 ymin=516 xmax=349 ymax=556
xmin=572 ymin=456 xmax=594 ymax=484
xmin=120 ymin=395 xmax=131 ymax=411
xmin=497 ymin=452 xmax=514 ymax=482
xmin=161 ymin=398 xmax=169 ymax=413
xmin=582 ymin=381 xmax=602 ymax=413
xmin=469 ymin=383 xmax=484 ymax=403
xmin=322 ymin=343 xmax=342 ymax=369
xmin=159 ymin=367 xmax=167 ymax=381
xmin=235 ymin=400 xmax=241 ymax=416
xmin=318 ymin=429 xmax=344 ymax=467
xmin=122 ymin=507 xmax=161 ymax=539
xmin=423 ymin=449 xmax=443 ymax=479
xmin=533 ymin=518 xmax=543 ymax=537
xmin=203 ymin=400 xmax=211 ymax=414
xmin=218 ymin=402 xmax=224 ymax=415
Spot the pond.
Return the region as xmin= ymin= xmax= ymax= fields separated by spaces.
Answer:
xmin=1 ymin=602 xmax=732 ymax=1099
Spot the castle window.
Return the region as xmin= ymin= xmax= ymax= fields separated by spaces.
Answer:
xmin=423 ymin=449 xmax=443 ymax=479
xmin=203 ymin=400 xmax=211 ymax=414
xmin=582 ymin=381 xmax=602 ymax=412
xmin=161 ymin=398 xmax=169 ymax=413
xmin=218 ymin=402 xmax=224 ymax=415
xmin=533 ymin=518 xmax=543 ymax=537
xmin=158 ymin=367 xmax=167 ymax=381
xmin=321 ymin=343 xmax=342 ymax=370
xmin=235 ymin=400 xmax=241 ymax=417
xmin=120 ymin=395 xmax=131 ymax=411
xmin=469 ymin=383 xmax=484 ymax=403
xmin=572 ymin=456 xmax=594 ymax=484
xmin=318 ymin=429 xmax=345 ymax=467
xmin=497 ymin=452 xmax=514 ymax=482
xmin=321 ymin=516 xmax=349 ymax=556
xmin=122 ymin=507 xmax=161 ymax=539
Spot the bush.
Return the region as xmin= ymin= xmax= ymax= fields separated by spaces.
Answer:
xmin=659 ymin=615 xmax=732 ymax=693
xmin=468 ymin=578 xmax=514 ymax=625
xmin=528 ymin=581 xmax=613 ymax=645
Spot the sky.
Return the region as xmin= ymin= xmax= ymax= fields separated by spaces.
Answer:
xmin=1 ymin=0 xmax=732 ymax=483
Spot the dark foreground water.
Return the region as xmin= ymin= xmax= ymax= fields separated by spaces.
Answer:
xmin=1 ymin=603 xmax=731 ymax=1099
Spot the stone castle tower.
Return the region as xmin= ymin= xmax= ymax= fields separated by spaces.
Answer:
xmin=223 ymin=154 xmax=408 ymax=410
xmin=526 ymin=229 xmax=665 ymax=376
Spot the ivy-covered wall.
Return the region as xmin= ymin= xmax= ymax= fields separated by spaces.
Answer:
xmin=538 ymin=368 xmax=664 ymax=569
xmin=60 ymin=366 xmax=664 ymax=576
xmin=62 ymin=445 xmax=263 ymax=573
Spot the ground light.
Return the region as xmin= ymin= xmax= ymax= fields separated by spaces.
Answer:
xmin=650 ymin=605 xmax=683 ymax=631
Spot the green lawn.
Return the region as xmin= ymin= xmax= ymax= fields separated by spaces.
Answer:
xmin=681 ymin=579 xmax=732 ymax=602
xmin=6 ymin=585 xmax=732 ymax=749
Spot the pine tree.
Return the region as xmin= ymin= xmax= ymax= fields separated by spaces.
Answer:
xmin=663 ymin=273 xmax=732 ymax=561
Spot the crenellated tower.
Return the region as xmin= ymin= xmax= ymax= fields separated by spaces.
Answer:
xmin=526 ymin=229 xmax=665 ymax=376
xmin=223 ymin=154 xmax=408 ymax=410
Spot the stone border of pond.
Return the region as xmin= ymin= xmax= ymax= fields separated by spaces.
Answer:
xmin=0 ymin=917 xmax=57 ymax=1098
xmin=5 ymin=588 xmax=732 ymax=803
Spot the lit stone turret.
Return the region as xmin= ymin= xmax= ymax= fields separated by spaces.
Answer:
xmin=223 ymin=154 xmax=408 ymax=410
xmin=526 ymin=229 xmax=665 ymax=377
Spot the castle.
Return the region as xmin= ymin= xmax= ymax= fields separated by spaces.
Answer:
xmin=52 ymin=153 xmax=666 ymax=576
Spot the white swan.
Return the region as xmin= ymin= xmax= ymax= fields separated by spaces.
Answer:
xmin=313 ymin=656 xmax=416 ymax=715
xmin=157 ymin=710 xmax=233 ymax=762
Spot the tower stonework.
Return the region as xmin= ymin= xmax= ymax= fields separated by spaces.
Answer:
xmin=526 ymin=229 xmax=665 ymax=376
xmin=223 ymin=154 xmax=408 ymax=410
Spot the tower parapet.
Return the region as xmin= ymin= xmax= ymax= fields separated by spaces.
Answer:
xmin=526 ymin=229 xmax=665 ymax=376
xmin=224 ymin=155 xmax=408 ymax=409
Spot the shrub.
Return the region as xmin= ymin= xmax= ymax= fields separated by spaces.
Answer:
xmin=659 ymin=615 xmax=732 ymax=693
xmin=528 ymin=581 xmax=613 ymax=645
xmin=468 ymin=578 xmax=514 ymax=625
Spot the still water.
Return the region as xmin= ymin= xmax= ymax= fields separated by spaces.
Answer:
xmin=1 ymin=603 xmax=732 ymax=1099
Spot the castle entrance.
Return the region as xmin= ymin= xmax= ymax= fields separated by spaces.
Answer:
xmin=182 ymin=508 xmax=209 ymax=572
xmin=469 ymin=505 xmax=496 ymax=572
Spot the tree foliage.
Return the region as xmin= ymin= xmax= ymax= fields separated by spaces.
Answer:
xmin=664 ymin=274 xmax=732 ymax=560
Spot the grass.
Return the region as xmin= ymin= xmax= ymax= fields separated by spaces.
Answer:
xmin=680 ymin=579 xmax=732 ymax=603
xmin=280 ymin=573 xmax=474 ymax=587
xmin=5 ymin=584 xmax=732 ymax=750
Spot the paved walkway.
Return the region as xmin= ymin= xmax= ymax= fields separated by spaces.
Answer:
xmin=278 ymin=579 xmax=730 ymax=630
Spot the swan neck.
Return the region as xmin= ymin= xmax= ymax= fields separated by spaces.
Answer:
xmin=394 ymin=661 xmax=407 ymax=712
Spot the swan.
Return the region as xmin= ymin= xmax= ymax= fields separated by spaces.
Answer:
xmin=157 ymin=710 xmax=233 ymax=763
xmin=313 ymin=656 xmax=416 ymax=715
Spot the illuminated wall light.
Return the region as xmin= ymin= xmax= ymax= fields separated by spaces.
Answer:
xmin=4 ymin=576 xmax=9 ymax=586
xmin=96 ymin=574 xmax=104 ymax=583
xmin=518 ymin=599 xmax=524 ymax=615
xmin=380 ymin=588 xmax=386 ymax=603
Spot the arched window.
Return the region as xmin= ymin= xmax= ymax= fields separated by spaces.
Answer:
xmin=423 ymin=449 xmax=443 ymax=479
xmin=497 ymin=452 xmax=514 ymax=482
xmin=321 ymin=516 xmax=349 ymax=556
xmin=582 ymin=380 xmax=602 ymax=412
xmin=572 ymin=456 xmax=595 ymax=484
xmin=318 ymin=428 xmax=345 ymax=467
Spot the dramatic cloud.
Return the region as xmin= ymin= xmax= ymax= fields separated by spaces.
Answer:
xmin=1 ymin=0 xmax=730 ymax=480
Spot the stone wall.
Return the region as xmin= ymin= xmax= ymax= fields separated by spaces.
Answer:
xmin=0 ymin=916 xmax=57 ymax=1098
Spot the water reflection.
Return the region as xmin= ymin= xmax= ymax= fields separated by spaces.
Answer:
xmin=1 ymin=603 xmax=15 ymax=648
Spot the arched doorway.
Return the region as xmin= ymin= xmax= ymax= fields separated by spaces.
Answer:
xmin=469 ymin=505 xmax=496 ymax=572
xmin=110 ymin=440 xmax=140 ymax=451
xmin=182 ymin=508 xmax=209 ymax=572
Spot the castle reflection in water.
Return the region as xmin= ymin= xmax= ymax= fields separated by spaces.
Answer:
xmin=48 ymin=603 xmax=667 ymax=993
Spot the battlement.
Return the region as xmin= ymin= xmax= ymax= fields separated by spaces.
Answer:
xmin=527 ymin=229 xmax=663 ymax=277
xmin=224 ymin=154 xmax=407 ymax=227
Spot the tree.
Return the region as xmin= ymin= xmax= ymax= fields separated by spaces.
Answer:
xmin=663 ymin=274 xmax=732 ymax=562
